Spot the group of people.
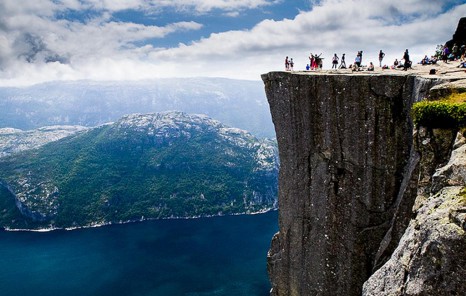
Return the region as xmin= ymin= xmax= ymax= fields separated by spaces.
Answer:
xmin=285 ymin=43 xmax=466 ymax=73
xmin=331 ymin=53 xmax=347 ymax=69
xmin=285 ymin=49 xmax=413 ymax=72
xmin=418 ymin=44 xmax=466 ymax=67
xmin=307 ymin=53 xmax=323 ymax=70
xmin=284 ymin=56 xmax=294 ymax=71
xmin=419 ymin=55 xmax=438 ymax=65
xmin=384 ymin=50 xmax=411 ymax=71
xmin=438 ymin=44 xmax=466 ymax=63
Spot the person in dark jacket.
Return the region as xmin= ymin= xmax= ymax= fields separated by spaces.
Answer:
xmin=403 ymin=49 xmax=411 ymax=71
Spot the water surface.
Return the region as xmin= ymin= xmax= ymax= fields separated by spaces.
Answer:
xmin=0 ymin=211 xmax=278 ymax=296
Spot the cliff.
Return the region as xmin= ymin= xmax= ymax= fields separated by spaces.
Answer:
xmin=262 ymin=70 xmax=466 ymax=295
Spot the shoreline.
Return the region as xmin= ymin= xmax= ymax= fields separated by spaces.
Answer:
xmin=1 ymin=207 xmax=277 ymax=233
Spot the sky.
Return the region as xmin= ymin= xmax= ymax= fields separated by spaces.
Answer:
xmin=0 ymin=0 xmax=465 ymax=86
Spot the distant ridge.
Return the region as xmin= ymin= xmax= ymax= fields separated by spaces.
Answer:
xmin=0 ymin=111 xmax=278 ymax=230
xmin=0 ymin=77 xmax=274 ymax=138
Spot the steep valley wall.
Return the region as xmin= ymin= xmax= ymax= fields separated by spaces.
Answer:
xmin=262 ymin=72 xmax=447 ymax=296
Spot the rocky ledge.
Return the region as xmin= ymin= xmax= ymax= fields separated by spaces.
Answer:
xmin=263 ymin=62 xmax=466 ymax=296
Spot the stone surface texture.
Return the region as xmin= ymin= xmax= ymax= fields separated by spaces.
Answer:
xmin=362 ymin=142 xmax=466 ymax=295
xmin=263 ymin=66 xmax=466 ymax=295
xmin=263 ymin=72 xmax=433 ymax=296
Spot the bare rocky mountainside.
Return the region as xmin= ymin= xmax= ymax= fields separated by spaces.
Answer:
xmin=263 ymin=55 xmax=466 ymax=294
xmin=0 ymin=125 xmax=87 ymax=158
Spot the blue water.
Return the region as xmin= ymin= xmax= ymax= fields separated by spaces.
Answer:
xmin=0 ymin=211 xmax=278 ymax=296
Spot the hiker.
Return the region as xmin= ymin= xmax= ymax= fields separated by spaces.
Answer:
xmin=442 ymin=46 xmax=449 ymax=63
xmin=378 ymin=50 xmax=385 ymax=67
xmin=313 ymin=53 xmax=323 ymax=69
xmin=332 ymin=53 xmax=339 ymax=69
xmin=285 ymin=56 xmax=290 ymax=70
xmin=355 ymin=54 xmax=361 ymax=68
xmin=368 ymin=62 xmax=374 ymax=71
xmin=339 ymin=53 xmax=346 ymax=69
xmin=460 ymin=45 xmax=466 ymax=61
xmin=309 ymin=53 xmax=315 ymax=70
xmin=452 ymin=43 xmax=459 ymax=60
xmin=290 ymin=58 xmax=294 ymax=71
xmin=357 ymin=51 xmax=363 ymax=65
xmin=403 ymin=49 xmax=411 ymax=71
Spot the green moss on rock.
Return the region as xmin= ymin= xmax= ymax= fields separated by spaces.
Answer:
xmin=412 ymin=101 xmax=466 ymax=128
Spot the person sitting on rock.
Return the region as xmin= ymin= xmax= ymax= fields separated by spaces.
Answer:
xmin=420 ymin=55 xmax=430 ymax=65
xmin=367 ymin=62 xmax=375 ymax=71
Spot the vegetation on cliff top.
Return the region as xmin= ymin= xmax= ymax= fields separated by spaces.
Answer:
xmin=412 ymin=91 xmax=466 ymax=128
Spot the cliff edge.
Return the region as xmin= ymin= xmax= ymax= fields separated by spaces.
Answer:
xmin=263 ymin=69 xmax=466 ymax=295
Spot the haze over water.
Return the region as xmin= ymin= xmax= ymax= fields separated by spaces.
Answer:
xmin=0 ymin=211 xmax=278 ymax=296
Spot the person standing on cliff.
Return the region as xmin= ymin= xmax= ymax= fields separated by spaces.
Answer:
xmin=309 ymin=53 xmax=315 ymax=70
xmin=290 ymin=58 xmax=294 ymax=71
xmin=285 ymin=56 xmax=290 ymax=70
xmin=403 ymin=49 xmax=411 ymax=71
xmin=378 ymin=50 xmax=385 ymax=67
xmin=339 ymin=53 xmax=346 ymax=68
xmin=332 ymin=53 xmax=339 ymax=69
xmin=355 ymin=53 xmax=361 ymax=68
xmin=442 ymin=46 xmax=450 ymax=63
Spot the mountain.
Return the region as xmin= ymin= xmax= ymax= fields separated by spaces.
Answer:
xmin=0 ymin=125 xmax=87 ymax=158
xmin=0 ymin=77 xmax=275 ymax=138
xmin=0 ymin=112 xmax=278 ymax=230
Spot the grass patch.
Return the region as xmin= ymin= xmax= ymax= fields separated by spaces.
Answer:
xmin=412 ymin=91 xmax=466 ymax=128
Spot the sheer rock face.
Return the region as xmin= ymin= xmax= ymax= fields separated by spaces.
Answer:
xmin=365 ymin=186 xmax=465 ymax=295
xmin=362 ymin=134 xmax=466 ymax=296
xmin=262 ymin=72 xmax=432 ymax=296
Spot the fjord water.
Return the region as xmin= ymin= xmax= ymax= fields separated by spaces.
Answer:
xmin=0 ymin=211 xmax=277 ymax=296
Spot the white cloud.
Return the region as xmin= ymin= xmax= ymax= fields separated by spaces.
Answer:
xmin=0 ymin=1 xmax=203 ymax=70
xmin=0 ymin=0 xmax=465 ymax=86
xmin=56 ymin=0 xmax=279 ymax=14
xmin=144 ymin=1 xmax=465 ymax=71
xmin=146 ymin=0 xmax=466 ymax=77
